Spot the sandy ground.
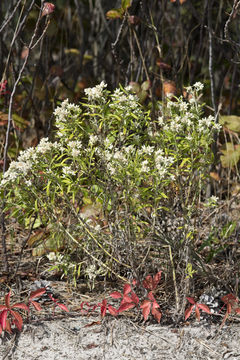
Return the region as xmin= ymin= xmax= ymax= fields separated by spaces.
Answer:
xmin=1 ymin=314 xmax=240 ymax=360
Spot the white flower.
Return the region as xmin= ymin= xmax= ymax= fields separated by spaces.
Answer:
xmin=158 ymin=116 xmax=164 ymax=126
xmin=213 ymin=122 xmax=222 ymax=132
xmin=36 ymin=138 xmax=53 ymax=154
xmin=193 ymin=82 xmax=204 ymax=91
xmin=139 ymin=145 xmax=154 ymax=155
xmin=141 ymin=160 xmax=150 ymax=173
xmin=89 ymin=135 xmax=98 ymax=146
xmin=179 ymin=101 xmax=188 ymax=112
xmin=46 ymin=252 xmax=57 ymax=261
xmin=113 ymin=150 xmax=127 ymax=163
xmin=25 ymin=180 xmax=32 ymax=186
xmin=68 ymin=140 xmax=82 ymax=149
xmin=62 ymin=166 xmax=75 ymax=176
xmin=84 ymin=81 xmax=107 ymax=101
xmin=205 ymin=196 xmax=218 ymax=208
xmin=71 ymin=148 xmax=80 ymax=157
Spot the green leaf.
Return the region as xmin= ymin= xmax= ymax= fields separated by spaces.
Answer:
xmin=220 ymin=143 xmax=240 ymax=168
xmin=46 ymin=180 xmax=51 ymax=196
xmin=106 ymin=8 xmax=123 ymax=19
xmin=129 ymin=82 xmax=141 ymax=93
xmin=141 ymin=80 xmax=151 ymax=91
xmin=12 ymin=113 xmax=29 ymax=129
xmin=121 ymin=0 xmax=132 ymax=11
xmin=219 ymin=115 xmax=240 ymax=133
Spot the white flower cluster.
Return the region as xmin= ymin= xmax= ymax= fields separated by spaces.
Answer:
xmin=54 ymin=99 xmax=79 ymax=123
xmin=62 ymin=165 xmax=76 ymax=176
xmin=155 ymin=150 xmax=174 ymax=178
xmin=54 ymin=98 xmax=80 ymax=138
xmin=68 ymin=140 xmax=82 ymax=157
xmin=198 ymin=116 xmax=221 ymax=133
xmin=0 ymin=160 xmax=32 ymax=185
xmin=159 ymin=83 xmax=221 ymax=137
xmin=110 ymin=88 xmax=142 ymax=118
xmin=0 ymin=138 xmax=61 ymax=186
xmin=84 ymin=81 xmax=107 ymax=101
xmin=185 ymin=81 xmax=204 ymax=93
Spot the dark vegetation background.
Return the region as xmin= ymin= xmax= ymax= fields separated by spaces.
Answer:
xmin=0 ymin=0 xmax=240 ymax=305
xmin=1 ymin=0 xmax=240 ymax=153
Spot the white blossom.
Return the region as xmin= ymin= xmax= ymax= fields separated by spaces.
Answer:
xmin=89 ymin=135 xmax=98 ymax=146
xmin=84 ymin=81 xmax=107 ymax=101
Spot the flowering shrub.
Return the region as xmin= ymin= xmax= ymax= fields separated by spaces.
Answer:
xmin=0 ymin=82 xmax=221 ymax=285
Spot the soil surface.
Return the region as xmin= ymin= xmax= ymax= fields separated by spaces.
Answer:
xmin=1 ymin=313 xmax=240 ymax=360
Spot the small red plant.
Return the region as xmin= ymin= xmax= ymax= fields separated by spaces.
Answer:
xmin=185 ymin=297 xmax=211 ymax=321
xmin=219 ymin=293 xmax=240 ymax=330
xmin=142 ymin=271 xmax=162 ymax=291
xmin=47 ymin=293 xmax=69 ymax=314
xmin=0 ymin=291 xmax=29 ymax=334
xmin=109 ymin=271 xmax=162 ymax=323
xmin=98 ymin=299 xmax=118 ymax=318
xmin=28 ymin=288 xmax=47 ymax=312
xmin=110 ymin=283 xmax=139 ymax=313
xmin=140 ymin=291 xmax=162 ymax=323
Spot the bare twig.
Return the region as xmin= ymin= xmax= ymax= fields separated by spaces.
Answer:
xmin=224 ymin=0 xmax=240 ymax=48
xmin=208 ymin=0 xmax=218 ymax=162
xmin=0 ymin=0 xmax=22 ymax=34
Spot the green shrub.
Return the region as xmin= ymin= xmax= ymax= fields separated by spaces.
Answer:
xmin=0 ymin=82 xmax=221 ymax=286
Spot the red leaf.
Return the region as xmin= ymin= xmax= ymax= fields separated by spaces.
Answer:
xmin=131 ymin=292 xmax=139 ymax=305
xmin=84 ymin=321 xmax=101 ymax=328
xmin=56 ymin=303 xmax=69 ymax=312
xmin=12 ymin=303 xmax=29 ymax=311
xmin=30 ymin=288 xmax=46 ymax=300
xmin=152 ymin=307 xmax=162 ymax=323
xmin=118 ymin=302 xmax=135 ymax=313
xmin=235 ymin=308 xmax=240 ymax=314
xmin=222 ymin=293 xmax=238 ymax=303
xmin=121 ymin=295 xmax=133 ymax=304
xmin=41 ymin=2 xmax=55 ymax=18
xmin=152 ymin=300 xmax=160 ymax=310
xmin=140 ymin=300 xmax=152 ymax=321
xmin=5 ymin=292 xmax=11 ymax=308
xmin=108 ymin=305 xmax=118 ymax=316
xmin=5 ymin=319 xmax=12 ymax=334
xmin=195 ymin=306 xmax=200 ymax=321
xmin=197 ymin=303 xmax=211 ymax=314
xmin=110 ymin=291 xmax=122 ymax=299
xmin=185 ymin=305 xmax=194 ymax=320
xmin=0 ymin=310 xmax=8 ymax=330
xmin=48 ymin=293 xmax=57 ymax=303
xmin=153 ymin=271 xmax=162 ymax=289
xmin=123 ymin=284 xmax=132 ymax=295
xmin=0 ymin=305 xmax=7 ymax=311
xmin=131 ymin=279 xmax=138 ymax=286
xmin=100 ymin=299 xmax=107 ymax=318
xmin=147 ymin=291 xmax=156 ymax=302
xmin=142 ymin=275 xmax=153 ymax=290
xmin=186 ymin=297 xmax=196 ymax=305
xmin=10 ymin=310 xmax=23 ymax=329
xmin=31 ymin=301 xmax=42 ymax=311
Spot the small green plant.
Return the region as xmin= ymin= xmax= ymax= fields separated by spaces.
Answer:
xmin=0 ymin=82 xmax=221 ymax=283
